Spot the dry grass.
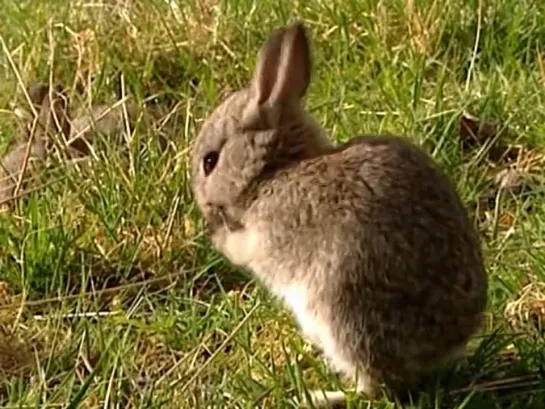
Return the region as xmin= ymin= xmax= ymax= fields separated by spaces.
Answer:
xmin=1 ymin=0 xmax=545 ymax=408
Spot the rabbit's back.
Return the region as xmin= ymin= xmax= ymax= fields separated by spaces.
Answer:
xmin=244 ymin=135 xmax=486 ymax=384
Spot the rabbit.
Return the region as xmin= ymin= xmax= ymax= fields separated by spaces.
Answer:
xmin=14 ymin=84 xmax=167 ymax=158
xmin=191 ymin=21 xmax=488 ymax=407
xmin=67 ymin=98 xmax=171 ymax=156
xmin=0 ymin=82 xmax=70 ymax=205
xmin=67 ymin=100 xmax=138 ymax=155
xmin=1 ymin=83 xmax=135 ymax=204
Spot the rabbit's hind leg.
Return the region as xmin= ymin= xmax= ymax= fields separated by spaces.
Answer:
xmin=301 ymin=377 xmax=380 ymax=408
xmin=299 ymin=362 xmax=380 ymax=408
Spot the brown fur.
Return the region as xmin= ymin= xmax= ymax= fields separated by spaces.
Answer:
xmin=0 ymin=83 xmax=69 ymax=204
xmin=1 ymin=82 xmax=167 ymax=206
xmin=191 ymin=22 xmax=487 ymax=406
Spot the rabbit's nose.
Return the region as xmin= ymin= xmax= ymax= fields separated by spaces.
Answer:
xmin=202 ymin=202 xmax=221 ymax=217
xmin=202 ymin=218 xmax=214 ymax=235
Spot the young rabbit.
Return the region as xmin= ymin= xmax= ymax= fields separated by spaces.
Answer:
xmin=190 ymin=23 xmax=488 ymax=407
xmin=68 ymin=98 xmax=171 ymax=156
xmin=1 ymin=83 xmax=131 ymax=204
xmin=67 ymin=100 xmax=138 ymax=155
xmin=0 ymin=83 xmax=69 ymax=205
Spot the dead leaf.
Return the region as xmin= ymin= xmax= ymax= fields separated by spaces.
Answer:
xmin=494 ymin=168 xmax=527 ymax=194
xmin=529 ymin=300 xmax=545 ymax=326
xmin=0 ymin=281 xmax=14 ymax=334
xmin=459 ymin=113 xmax=515 ymax=162
xmin=494 ymin=345 xmax=519 ymax=366
xmin=475 ymin=144 xmax=543 ymax=231
xmin=505 ymin=282 xmax=545 ymax=338
xmin=491 ymin=146 xmax=543 ymax=195
xmin=0 ymin=281 xmax=10 ymax=306
xmin=460 ymin=113 xmax=499 ymax=146
xmin=0 ymin=335 xmax=35 ymax=377
xmin=496 ymin=211 xmax=516 ymax=230
xmin=0 ymin=282 xmax=37 ymax=379
xmin=479 ymin=208 xmax=517 ymax=234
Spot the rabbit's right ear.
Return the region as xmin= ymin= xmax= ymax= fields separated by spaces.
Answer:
xmin=242 ymin=22 xmax=311 ymax=129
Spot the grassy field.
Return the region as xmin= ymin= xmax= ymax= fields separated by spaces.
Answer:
xmin=1 ymin=0 xmax=545 ymax=407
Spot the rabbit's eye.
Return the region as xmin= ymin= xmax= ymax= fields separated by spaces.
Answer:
xmin=203 ymin=151 xmax=219 ymax=176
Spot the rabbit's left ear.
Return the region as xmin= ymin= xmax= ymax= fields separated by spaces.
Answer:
xmin=243 ymin=22 xmax=311 ymax=129
xmin=28 ymin=83 xmax=50 ymax=107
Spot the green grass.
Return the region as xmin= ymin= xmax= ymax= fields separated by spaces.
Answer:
xmin=1 ymin=0 xmax=545 ymax=407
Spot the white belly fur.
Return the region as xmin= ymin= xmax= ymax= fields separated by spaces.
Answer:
xmin=277 ymin=283 xmax=337 ymax=358
xmin=216 ymin=226 xmax=262 ymax=267
xmin=219 ymin=227 xmax=350 ymax=377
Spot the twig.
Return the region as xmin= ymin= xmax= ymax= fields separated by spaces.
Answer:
xmin=155 ymin=338 xmax=210 ymax=386
xmin=0 ymin=35 xmax=39 ymax=118
xmin=67 ymin=96 xmax=132 ymax=146
xmin=33 ymin=310 xmax=121 ymax=320
xmin=451 ymin=373 xmax=543 ymax=394
xmin=0 ymin=176 xmax=67 ymax=206
xmin=464 ymin=0 xmax=482 ymax=91
xmin=0 ymin=271 xmax=189 ymax=311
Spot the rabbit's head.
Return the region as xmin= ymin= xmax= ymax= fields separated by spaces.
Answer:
xmin=191 ymin=22 xmax=331 ymax=231
xmin=0 ymin=82 xmax=71 ymax=205
xmin=18 ymin=82 xmax=71 ymax=143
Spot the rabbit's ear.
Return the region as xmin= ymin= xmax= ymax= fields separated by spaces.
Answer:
xmin=243 ymin=22 xmax=311 ymax=128
xmin=28 ymin=83 xmax=50 ymax=107
xmin=18 ymin=83 xmax=71 ymax=144
xmin=38 ymin=83 xmax=71 ymax=139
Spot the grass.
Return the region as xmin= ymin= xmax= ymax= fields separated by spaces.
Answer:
xmin=1 ymin=0 xmax=545 ymax=407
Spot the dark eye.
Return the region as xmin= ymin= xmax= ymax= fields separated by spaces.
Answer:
xmin=203 ymin=151 xmax=219 ymax=176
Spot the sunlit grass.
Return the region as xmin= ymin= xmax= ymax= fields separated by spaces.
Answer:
xmin=0 ymin=0 xmax=545 ymax=407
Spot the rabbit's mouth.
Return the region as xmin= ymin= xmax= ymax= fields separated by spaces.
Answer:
xmin=203 ymin=217 xmax=220 ymax=236
xmin=202 ymin=204 xmax=244 ymax=236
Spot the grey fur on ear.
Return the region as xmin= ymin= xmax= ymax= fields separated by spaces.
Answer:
xmin=269 ymin=22 xmax=311 ymax=104
xmin=242 ymin=22 xmax=311 ymax=129
xmin=253 ymin=25 xmax=286 ymax=107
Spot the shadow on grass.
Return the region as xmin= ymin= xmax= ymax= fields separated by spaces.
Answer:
xmin=384 ymin=328 xmax=545 ymax=409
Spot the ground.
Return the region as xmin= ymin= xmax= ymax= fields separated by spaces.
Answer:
xmin=0 ymin=0 xmax=545 ymax=408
